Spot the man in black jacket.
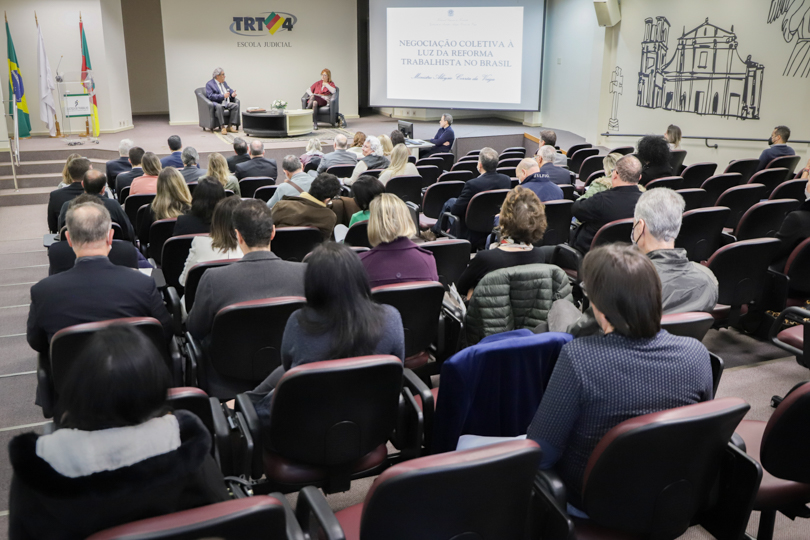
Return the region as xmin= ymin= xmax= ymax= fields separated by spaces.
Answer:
xmin=227 ymin=137 xmax=250 ymax=173
xmin=105 ymin=139 xmax=133 ymax=192
xmin=235 ymin=140 xmax=278 ymax=181
xmin=57 ymin=172 xmax=135 ymax=241
xmin=47 ymin=157 xmax=92 ymax=233
xmin=773 ymin=183 xmax=810 ymax=272
xmin=115 ymin=146 xmax=146 ymax=199
xmin=571 ymin=154 xmax=643 ymax=253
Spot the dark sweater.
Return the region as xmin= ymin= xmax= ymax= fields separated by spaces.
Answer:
xmin=456 ymin=247 xmax=546 ymax=294
xmin=639 ymin=163 xmax=674 ymax=186
xmin=174 ymin=213 xmax=211 ymax=236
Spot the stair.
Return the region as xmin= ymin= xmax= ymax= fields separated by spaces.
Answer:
xmin=0 ymin=187 xmax=53 ymax=207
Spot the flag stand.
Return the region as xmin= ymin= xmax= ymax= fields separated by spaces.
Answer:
xmin=2 ymin=98 xmax=20 ymax=192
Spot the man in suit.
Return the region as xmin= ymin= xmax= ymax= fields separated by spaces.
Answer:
xmin=537 ymin=130 xmax=568 ymax=167
xmin=227 ymin=137 xmax=250 ymax=173
xmin=571 ymin=154 xmax=643 ymax=253
xmin=516 ymin=157 xmax=564 ymax=202
xmin=757 ymin=125 xmax=795 ymax=171
xmin=235 ymin=140 xmax=278 ymax=181
xmin=180 ymin=147 xmax=205 ymax=183
xmin=47 ymin=157 xmax=92 ymax=233
xmin=271 ymin=173 xmax=341 ymax=240
xmin=536 ymin=146 xmax=573 ymax=185
xmin=57 ymin=171 xmax=135 ymax=241
xmin=160 ymin=135 xmax=184 ymax=168
xmin=205 ymin=67 xmax=240 ymax=135
xmin=105 ymin=139 xmax=133 ymax=193
xmin=187 ymin=199 xmax=305 ymax=346
xmin=267 ymin=155 xmax=314 ymax=208
xmin=315 ymin=134 xmax=357 ymax=174
xmin=420 ymin=114 xmax=455 ymax=157
xmin=115 ymin=146 xmax=146 ymax=199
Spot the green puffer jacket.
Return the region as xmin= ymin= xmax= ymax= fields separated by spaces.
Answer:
xmin=465 ymin=263 xmax=573 ymax=345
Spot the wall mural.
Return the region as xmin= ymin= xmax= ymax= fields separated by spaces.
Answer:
xmin=637 ymin=17 xmax=764 ymax=120
xmin=608 ymin=66 xmax=623 ymax=131
xmin=768 ymin=0 xmax=810 ymax=77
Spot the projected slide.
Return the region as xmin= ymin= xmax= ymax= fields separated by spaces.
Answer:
xmin=386 ymin=7 xmax=524 ymax=104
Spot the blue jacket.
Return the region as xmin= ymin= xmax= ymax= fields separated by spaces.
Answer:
xmin=520 ymin=171 xmax=565 ymax=201
xmin=205 ymin=78 xmax=236 ymax=104
xmin=160 ymin=151 xmax=183 ymax=169
xmin=429 ymin=126 xmax=455 ymax=150
xmin=538 ymin=162 xmax=572 ymax=185
xmin=757 ymin=144 xmax=795 ymax=171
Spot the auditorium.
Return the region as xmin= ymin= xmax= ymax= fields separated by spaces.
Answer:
xmin=2 ymin=0 xmax=810 ymax=538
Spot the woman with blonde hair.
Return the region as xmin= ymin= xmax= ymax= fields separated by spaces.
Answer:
xmin=137 ymin=167 xmax=191 ymax=240
xmin=348 ymin=132 xmax=366 ymax=156
xmin=378 ymin=144 xmax=419 ymax=186
xmin=379 ymin=134 xmax=394 ymax=157
xmin=299 ymin=137 xmax=324 ymax=168
xmin=57 ymin=153 xmax=82 ymax=188
xmin=206 ymin=152 xmax=241 ymax=196
xmin=358 ymin=193 xmax=438 ymax=288
xmin=576 ymin=152 xmax=640 ymax=202
xmin=130 ymin=152 xmax=163 ymax=195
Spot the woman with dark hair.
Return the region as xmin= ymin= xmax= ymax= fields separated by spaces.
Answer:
xmin=179 ymin=197 xmax=243 ymax=287
xmin=637 ymin=135 xmax=674 ymax=186
xmin=8 ymin=325 xmax=227 ymax=539
xmin=174 ymin=177 xmax=226 ymax=236
xmin=348 ymin=175 xmax=385 ymax=227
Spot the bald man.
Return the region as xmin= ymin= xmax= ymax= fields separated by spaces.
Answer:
xmin=516 ymin=158 xmax=564 ymax=202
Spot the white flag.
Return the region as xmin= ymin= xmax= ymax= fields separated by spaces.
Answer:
xmin=37 ymin=22 xmax=57 ymax=137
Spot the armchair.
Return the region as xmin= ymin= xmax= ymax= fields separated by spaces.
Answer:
xmin=195 ymin=87 xmax=240 ymax=132
xmin=300 ymin=87 xmax=344 ymax=127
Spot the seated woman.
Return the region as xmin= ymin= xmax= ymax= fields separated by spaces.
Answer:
xmin=305 ymin=68 xmax=336 ymax=130
xmin=637 ymin=135 xmax=674 ymax=186
xmin=378 ymin=144 xmax=420 ymax=186
xmin=57 ymin=153 xmax=81 ymax=189
xmin=576 ymin=153 xmax=622 ymax=202
xmin=348 ymin=135 xmax=390 ymax=184
xmin=379 ymin=134 xmax=394 ymax=158
xmin=359 ymin=193 xmax=438 ymax=288
xmin=137 ymin=167 xmax=192 ymax=241
xmin=130 ymin=152 xmax=163 ymax=195
xmin=348 ymin=131 xmax=366 ymax=156
xmin=8 ymin=325 xmax=227 ymax=539
xmin=206 ymin=152 xmax=241 ymax=197
xmin=174 ymin=177 xmax=225 ymax=236
xmin=299 ymin=137 xmax=324 ymax=169
xmin=665 ymin=124 xmax=682 ymax=150
xmin=179 ymin=197 xmax=243 ymax=287
xmin=246 ymin=242 xmax=405 ymax=416
xmin=348 ymin=175 xmax=385 ymax=227
xmin=456 ymin=188 xmax=547 ymax=298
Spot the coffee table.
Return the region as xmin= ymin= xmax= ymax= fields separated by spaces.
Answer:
xmin=242 ymin=109 xmax=314 ymax=138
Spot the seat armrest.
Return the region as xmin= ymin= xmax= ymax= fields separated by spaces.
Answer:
xmin=438 ymin=212 xmax=459 ymax=239
xmin=763 ymin=269 xmax=789 ymax=313
xmin=184 ymin=332 xmax=201 ymax=387
xmin=37 ymin=353 xmax=54 ymax=419
xmin=235 ymin=393 xmax=263 ymax=479
xmin=393 ymin=386 xmax=423 ymax=460
xmin=296 ymin=485 xmax=346 ymax=540
xmin=168 ymin=336 xmax=184 ymax=386
xmin=769 ymin=306 xmax=810 ymax=357
xmin=152 ymin=267 xmax=167 ymax=289
xmin=403 ymin=368 xmax=434 ymax=453
xmin=535 ymin=469 xmax=568 ymax=509
xmin=552 ymin=244 xmax=583 ymax=276
xmin=532 ymin=470 xmax=574 ymax=540
xmin=164 ymin=286 xmax=183 ymax=337
xmin=730 ymin=432 xmax=746 ymax=453
xmin=210 ymin=397 xmax=235 ymax=476
xmin=720 ymin=232 xmax=736 ymax=246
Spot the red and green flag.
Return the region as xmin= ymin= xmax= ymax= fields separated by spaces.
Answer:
xmin=6 ymin=18 xmax=31 ymax=138
xmin=80 ymin=17 xmax=99 ymax=137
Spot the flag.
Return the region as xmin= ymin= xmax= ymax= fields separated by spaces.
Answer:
xmin=80 ymin=18 xmax=99 ymax=137
xmin=37 ymin=20 xmax=56 ymax=136
xmin=6 ymin=19 xmax=31 ymax=138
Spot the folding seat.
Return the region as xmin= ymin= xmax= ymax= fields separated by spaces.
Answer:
xmin=569 ymin=147 xmax=599 ymax=176
xmin=420 ymin=239 xmax=471 ymax=287
xmin=182 ymin=259 xmax=235 ymax=313
xmin=238 ymin=176 xmax=274 ymax=198
xmin=767 ymin=154 xmax=802 ymax=176
xmin=419 ymin=181 xmax=465 ymax=231
xmin=166 ymin=386 xmax=233 ymax=473
xmin=431 ymin=152 xmax=454 ymax=171
xmin=770 ymin=178 xmax=807 ymax=202
xmin=118 ymin=185 xmax=130 ymax=203
xmin=715 ymin=183 xmax=768 ymax=229
xmin=160 ymin=234 xmax=204 ymax=295
xmin=770 ymin=306 xmax=810 ymax=371
xmin=538 ymin=199 xmax=574 ymax=246
xmin=646 ymin=176 xmax=683 ymax=190
xmin=553 ymin=218 xmax=634 ymax=282
xmin=457 ymin=155 xmax=479 ymax=163
xmin=344 ymin=221 xmax=372 ymax=248
xmin=560 ymin=184 xmax=577 ymax=201
xmin=362 ymin=169 xmax=382 ymax=178
xmin=499 ymin=152 xmax=525 ymax=162
xmin=567 ymin=142 xmax=592 ymax=157
xmin=608 ymin=145 xmax=634 ymax=155
xmin=496 ymin=166 xmax=516 ymax=178
xmin=701 ymin=172 xmax=743 ymax=205
xmin=681 ymin=162 xmax=717 ymax=189
xmin=185 ymin=296 xmax=306 ymax=399
xmin=749 ymin=167 xmax=790 ymax=197
xmin=450 ymin=160 xmax=480 ymax=179
xmin=768 ymin=240 xmax=810 ymax=368
xmin=439 ymin=189 xmax=510 ymax=251
xmin=536 ymin=398 xmax=759 ymax=540
xmin=465 ymin=149 xmax=481 ymax=156
xmin=730 ymin=199 xmax=799 ymax=242
xmin=125 ymin=194 xmax=155 ymax=229
xmin=675 ymin=188 xmax=707 ymax=211
xmin=253 ymin=185 xmax=277 ymax=203
xmin=496 ymin=157 xmax=521 ymax=169
xmin=147 ymin=218 xmax=177 ymax=264
xmin=724 ymin=158 xmax=759 ymax=183
xmin=326 ymin=164 xmax=356 ymax=178
xmin=502 ymin=147 xmax=526 ymax=157
xmin=416 ymin=164 xmax=440 ymax=186
xmin=386 ymin=175 xmax=422 ymax=205
xmin=187 ymin=182 xmax=198 ymax=195
xmin=438 ymin=170 xmax=473 ymax=183
xmin=268 ymin=226 xmax=323 ymax=262
xmin=669 ymin=148 xmax=687 ymax=170
xmin=577 ymin=155 xmax=604 ymax=183
xmin=660 ymin=312 xmax=715 ymax=341
xmin=407 ymin=154 xmax=416 ymax=164
xmin=581 ymin=169 xmax=605 ymax=191
xmin=135 ymin=204 xmax=151 ymax=243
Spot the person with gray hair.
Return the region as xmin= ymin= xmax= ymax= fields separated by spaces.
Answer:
xmin=105 ymin=139 xmax=134 ymax=192
xmin=234 ymin=140 xmax=278 ymax=181
xmin=537 ymin=130 xmax=568 ymax=167
xmin=205 ymin=67 xmax=240 ymax=135
xmin=348 ymin=135 xmax=390 ymax=183
xmin=516 ymin=156 xmax=564 ymax=202
xmin=632 ymin=188 xmax=718 ymax=313
xmin=315 ymin=133 xmax=358 ymax=175
xmin=267 ymin=155 xmax=315 ymax=208
xmin=537 ymin=145 xmax=572 ymax=185
xmin=421 ymin=113 xmax=455 ymax=157
xmin=180 ymin=147 xmax=205 ymax=183
xmin=571 ymin=154 xmax=644 ymax=253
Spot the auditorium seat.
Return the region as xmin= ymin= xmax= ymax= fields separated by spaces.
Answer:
xmin=569 ymin=147 xmax=599 ymax=176
xmin=660 ymin=312 xmax=715 ymax=341
xmin=270 ymin=226 xmax=323 ymax=262
xmin=499 ymin=152 xmax=524 ymax=162
xmin=502 ymin=147 xmax=526 ymax=158
xmin=724 ymin=158 xmax=760 ymax=183
xmin=730 ymin=199 xmax=799 ymax=242
xmin=748 ymin=168 xmax=790 ymax=198
xmin=701 ymin=173 xmax=743 ymax=206
xmin=147 ymin=218 xmax=177 ymax=264
xmin=363 ymin=168 xmax=382 ymax=178
xmin=608 ymin=145 xmax=634 ymax=155
xmin=440 ymin=189 xmax=509 ymax=251
xmin=646 ymin=176 xmax=683 ymax=190
xmin=675 ymin=207 xmax=730 ymax=262
xmin=465 ymin=149 xmax=482 ymax=156
xmin=166 ymin=387 xmax=232 ymax=471
xmin=420 ymin=239 xmax=471 ymax=287
xmin=407 ymin=154 xmax=416 ymax=164
xmin=326 ymin=164 xmax=356 ymax=179
xmin=118 ymin=185 xmax=130 ymax=203
xmin=497 ymin=157 xmax=521 ymax=168
xmin=416 ymin=164 xmax=440 ymax=186
xmin=553 ymin=218 xmax=634 ymax=283
xmin=301 ymin=86 xmax=341 ymax=127
xmin=567 ymin=142 xmax=592 ymax=157
xmin=577 ymin=155 xmax=603 ymax=183
xmin=182 ymin=259 xmax=235 ymax=313
xmin=125 ymin=194 xmax=155 ymax=230
xmin=386 ymin=175 xmax=423 ymax=205
xmin=767 ymin=154 xmax=802 ymax=177
xmin=159 ymin=234 xmax=206 ymax=295
xmin=420 ymin=181 xmax=465 ymax=230
xmin=581 ymin=169 xmax=606 ymax=192
xmin=770 ymin=178 xmax=807 ymax=202
xmin=457 ymin=155 xmax=479 ymax=163
xmin=676 ymin=188 xmax=708 ymax=211
xmin=715 ymin=183 xmax=768 ymax=229
xmin=450 ymin=160 xmax=481 ymax=179
xmin=344 ymin=221 xmax=372 ymax=248
xmin=669 ymin=149 xmax=687 ymax=171
xmin=438 ymin=170 xmax=473 ymax=183
xmin=497 ymin=166 xmax=516 ymax=178
xmin=538 ymin=199 xmax=574 ymax=246
xmin=770 ymin=306 xmax=810 ymax=368
xmin=195 ymin=87 xmax=240 ymax=132
xmin=415 ymin=156 xmax=443 ymax=170
xmin=560 ymin=184 xmax=577 ymax=201
xmin=432 ymin=152 xmax=455 ymax=172
xmin=254 ymin=185 xmax=278 ymax=203
xmin=681 ymin=162 xmax=718 ymax=189
xmin=238 ymin=176 xmax=274 ymax=199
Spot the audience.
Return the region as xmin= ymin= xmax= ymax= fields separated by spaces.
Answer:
xmin=757 ymin=125 xmax=795 ymax=171
xmin=571 ymin=154 xmax=643 ymax=253
xmin=390 ymin=129 xmax=406 ymax=147
xmin=799 ymin=157 xmax=810 ymax=179
xmin=235 ymin=140 xmax=278 ymax=181
xmin=206 ymin=152 xmax=241 ymax=196
xmin=57 ymin=169 xmax=134 ymax=241
xmin=48 ymin=157 xmax=92 ymax=233
xmin=456 ymin=188 xmax=547 ymax=298
xmin=226 ymin=137 xmax=250 ymax=173
xmin=271 ymin=173 xmax=342 ymax=240
xmin=536 ymin=146 xmax=572 ymax=185
xmin=179 ymin=147 xmax=205 ymax=183
xmin=348 ymin=131 xmax=366 ymax=156
xmin=421 ymin=114 xmax=455 ymax=157
xmin=379 ymin=134 xmax=394 ymax=157
xmin=130 ymin=152 xmax=163 ymax=195
xmin=187 ymin=199 xmax=306 ymax=345
xmin=316 ymin=133 xmax=358 ymax=173
xmin=160 ymin=135 xmax=184 ymax=168
xmin=137 ymin=167 xmax=192 ymax=241
xmin=349 ymin=135 xmax=390 ymax=183
xmin=665 ymin=124 xmax=682 ymax=149
xmin=349 ymin=175 xmax=385 ymax=226
xmin=515 ymin=157 xmax=564 ymax=202
xmin=379 ymin=144 xmax=420 ymax=185
xmin=637 ymin=135 xmax=674 ymax=186
xmin=537 ymin=130 xmax=567 ymax=167
xmin=359 ymin=193 xmax=438 ymax=288
xmin=105 ymin=139 xmax=133 ymax=190
xmin=175 ymin=177 xmax=226 ymax=236
xmin=267 ymin=155 xmax=312 ymax=208
xmin=577 ymin=153 xmax=624 ymax=202
xmin=57 ymin=153 xmax=82 ymax=189
xmin=179 ymin=197 xmax=243 ymax=287
xmin=299 ymin=137 xmax=324 ymax=168
xmin=115 ymin=146 xmax=146 ymax=196
xmin=773 ymin=178 xmax=810 ymax=272
xmin=9 ymin=325 xmax=227 ymax=539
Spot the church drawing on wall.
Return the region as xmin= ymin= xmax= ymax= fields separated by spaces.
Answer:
xmin=637 ymin=17 xmax=764 ymax=120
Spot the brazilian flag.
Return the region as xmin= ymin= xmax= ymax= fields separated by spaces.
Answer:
xmin=6 ymin=21 xmax=31 ymax=138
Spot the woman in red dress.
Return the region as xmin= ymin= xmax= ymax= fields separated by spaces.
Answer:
xmin=306 ymin=68 xmax=336 ymax=130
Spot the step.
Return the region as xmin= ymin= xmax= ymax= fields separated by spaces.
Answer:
xmin=0 ymin=187 xmax=52 ymax=207
xmin=0 ymin=174 xmax=62 ymax=190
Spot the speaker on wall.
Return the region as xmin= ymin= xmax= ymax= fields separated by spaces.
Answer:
xmin=594 ymin=0 xmax=621 ymax=28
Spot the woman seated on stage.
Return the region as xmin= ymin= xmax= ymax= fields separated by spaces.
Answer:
xmin=179 ymin=196 xmax=243 ymax=287
xmin=174 ymin=177 xmax=225 ymax=236
xmin=379 ymin=144 xmax=420 ymax=186
xmin=348 ymin=132 xmax=366 ymax=156
xmin=348 ymin=135 xmax=390 ymax=184
xmin=299 ymin=138 xmax=324 ymax=169
xmin=137 ymin=167 xmax=191 ymax=241
xmin=206 ymin=152 xmax=241 ymax=197
xmin=305 ymin=68 xmax=336 ymax=130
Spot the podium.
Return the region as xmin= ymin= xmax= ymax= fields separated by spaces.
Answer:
xmin=56 ymin=70 xmax=98 ymax=144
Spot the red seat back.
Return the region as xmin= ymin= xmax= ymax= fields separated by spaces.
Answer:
xmin=421 ymin=240 xmax=471 ymax=286
xmin=675 ymin=206 xmax=730 ymax=262
xmin=701 ymin=173 xmax=743 ymax=206
xmin=681 ymin=162 xmax=718 ymax=189
xmin=591 ymin=218 xmax=634 ymax=249
xmin=761 ymin=382 xmax=810 ymax=483
xmin=238 ymin=176 xmax=274 ymax=198
xmin=184 ymin=259 xmax=235 ymax=312
xmin=715 ymin=183 xmax=768 ymax=229
xmin=465 ymin=189 xmax=510 ymax=233
xmin=539 ymin=199 xmax=574 ymax=246
xmin=734 ymin=199 xmax=799 ymax=241
xmin=271 ymin=226 xmax=323 ymax=262
xmin=372 ymin=282 xmax=445 ymax=359
xmin=723 ymin=159 xmax=759 ymax=183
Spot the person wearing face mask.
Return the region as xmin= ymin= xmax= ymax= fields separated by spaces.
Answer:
xmin=757 ymin=125 xmax=795 ymax=171
xmin=773 ymin=179 xmax=810 ymax=272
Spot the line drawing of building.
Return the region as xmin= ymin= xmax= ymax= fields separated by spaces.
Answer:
xmin=637 ymin=17 xmax=765 ymax=119
xmin=767 ymin=0 xmax=810 ymax=77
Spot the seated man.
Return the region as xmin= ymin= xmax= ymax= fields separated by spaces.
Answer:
xmin=227 ymin=137 xmax=250 ymax=173
xmin=115 ymin=146 xmax=145 ymax=198
xmin=179 ymin=147 xmax=205 ymax=183
xmin=515 ymin=157 xmax=564 ymax=202
xmin=187 ymin=199 xmax=306 ymax=345
xmin=235 ymin=140 xmax=278 ymax=181
xmin=105 ymin=139 xmax=133 ymax=192
xmin=316 ymin=133 xmax=357 ymax=174
xmin=58 ymin=170 xmax=134 ymax=241
xmin=267 ymin=155 xmax=313 ymax=208
xmin=28 ymin=200 xmax=173 ymax=356
xmin=205 ymin=67 xmax=240 ymax=135
xmin=160 ymin=135 xmax=184 ymax=169
xmin=773 ymin=179 xmax=810 ymax=272
xmin=537 ymin=130 xmax=567 ymax=167
xmin=47 ymin=157 xmax=92 ymax=233
xmin=420 ymin=114 xmax=455 ymax=157
xmin=271 ymin=173 xmax=342 ymax=240
xmin=571 ymin=155 xmax=643 ymax=253
xmin=535 ymin=146 xmax=572 ymax=186
xmin=757 ymin=125 xmax=794 ymax=171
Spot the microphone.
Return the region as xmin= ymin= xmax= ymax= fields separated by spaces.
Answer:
xmin=55 ymin=56 xmax=64 ymax=82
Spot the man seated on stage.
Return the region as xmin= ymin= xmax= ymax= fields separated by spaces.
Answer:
xmin=235 ymin=140 xmax=278 ymax=181
xmin=271 ymin=173 xmax=342 ymax=240
xmin=205 ymin=67 xmax=240 ymax=135
xmin=537 ymin=146 xmax=573 ymax=185
xmin=105 ymin=139 xmax=133 ymax=192
xmin=267 ymin=155 xmax=313 ymax=209
xmin=180 ymin=147 xmax=205 ymax=183
xmin=227 ymin=137 xmax=250 ymax=173
xmin=420 ymin=114 xmax=455 ymax=157
xmin=160 ymin=135 xmax=184 ymax=169
xmin=115 ymin=146 xmax=145 ymax=197
xmin=537 ymin=130 xmax=568 ymax=167
xmin=516 ymin=157 xmax=564 ymax=202
xmin=47 ymin=157 xmax=92 ymax=234
xmin=58 ymin=170 xmax=134 ymax=241
xmin=315 ymin=134 xmax=357 ymax=174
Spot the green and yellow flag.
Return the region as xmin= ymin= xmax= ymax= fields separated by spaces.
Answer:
xmin=6 ymin=16 xmax=31 ymax=138
xmin=80 ymin=17 xmax=99 ymax=137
